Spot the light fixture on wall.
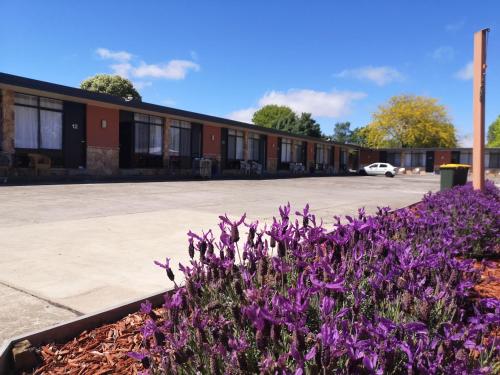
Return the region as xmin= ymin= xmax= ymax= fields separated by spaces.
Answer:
xmin=211 ymin=135 xmax=215 ymax=141
xmin=101 ymin=119 xmax=107 ymax=129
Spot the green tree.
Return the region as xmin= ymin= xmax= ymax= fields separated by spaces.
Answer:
xmin=331 ymin=122 xmax=353 ymax=143
xmin=252 ymin=105 xmax=324 ymax=138
xmin=487 ymin=115 xmax=500 ymax=147
xmin=252 ymin=105 xmax=295 ymax=128
xmin=350 ymin=126 xmax=369 ymax=146
xmin=80 ymin=74 xmax=142 ymax=101
xmin=293 ymin=113 xmax=323 ymax=138
xmin=364 ymin=95 xmax=457 ymax=148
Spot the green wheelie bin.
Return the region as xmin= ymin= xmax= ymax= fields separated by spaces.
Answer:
xmin=439 ymin=164 xmax=470 ymax=191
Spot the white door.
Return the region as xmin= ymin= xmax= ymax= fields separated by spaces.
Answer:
xmin=368 ymin=163 xmax=379 ymax=175
xmin=378 ymin=163 xmax=388 ymax=175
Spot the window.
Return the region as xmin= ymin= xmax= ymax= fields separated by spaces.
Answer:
xmin=451 ymin=151 xmax=460 ymax=164
xmin=460 ymin=151 xmax=472 ymax=165
xmin=14 ymin=93 xmax=63 ymax=150
xmin=315 ymin=144 xmax=331 ymax=165
xmin=294 ymin=141 xmax=304 ymax=163
xmin=248 ymin=133 xmax=260 ymax=161
xmin=169 ymin=120 xmax=191 ymax=157
xmin=379 ymin=163 xmax=388 ymax=168
xmin=387 ymin=152 xmax=401 ymax=167
xmin=133 ymin=113 xmax=163 ymax=155
xmin=489 ymin=152 xmax=500 ymax=168
xmin=228 ymin=129 xmax=244 ymax=160
xmin=281 ymin=138 xmax=292 ymax=163
xmin=404 ymin=152 xmax=424 ymax=168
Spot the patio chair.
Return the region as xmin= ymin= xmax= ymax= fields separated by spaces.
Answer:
xmin=0 ymin=153 xmax=12 ymax=183
xmin=28 ymin=153 xmax=51 ymax=176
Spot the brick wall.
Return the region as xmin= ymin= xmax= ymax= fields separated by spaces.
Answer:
xmin=86 ymin=105 xmax=119 ymax=175
xmin=1 ymin=89 xmax=14 ymax=154
xmin=267 ymin=135 xmax=278 ymax=172
xmin=434 ymin=150 xmax=451 ymax=167
xmin=202 ymin=124 xmax=221 ymax=160
xmin=307 ymin=142 xmax=315 ymax=169
xmin=359 ymin=149 xmax=379 ymax=166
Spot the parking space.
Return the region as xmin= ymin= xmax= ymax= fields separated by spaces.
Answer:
xmin=0 ymin=174 xmax=440 ymax=343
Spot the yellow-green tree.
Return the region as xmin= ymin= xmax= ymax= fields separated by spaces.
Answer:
xmin=364 ymin=95 xmax=457 ymax=148
xmin=487 ymin=115 xmax=500 ymax=147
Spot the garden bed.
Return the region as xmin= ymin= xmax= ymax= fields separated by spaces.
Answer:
xmin=19 ymin=182 xmax=500 ymax=373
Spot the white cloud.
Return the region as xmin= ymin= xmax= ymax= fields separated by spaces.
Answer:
xmin=133 ymin=60 xmax=200 ymax=80
xmin=459 ymin=133 xmax=473 ymax=147
xmin=110 ymin=63 xmax=132 ymax=78
xmin=227 ymin=107 xmax=258 ymax=123
xmin=132 ymin=81 xmax=152 ymax=90
xmin=95 ymin=48 xmax=200 ymax=81
xmin=455 ymin=61 xmax=473 ymax=80
xmin=227 ymin=88 xmax=366 ymax=123
xmin=96 ymin=48 xmax=132 ymax=62
xmin=335 ymin=66 xmax=404 ymax=86
xmin=431 ymin=46 xmax=454 ymax=62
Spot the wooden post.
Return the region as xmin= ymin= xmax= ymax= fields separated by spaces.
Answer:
xmin=472 ymin=29 xmax=489 ymax=190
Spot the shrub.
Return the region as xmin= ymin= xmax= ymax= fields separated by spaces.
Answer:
xmin=131 ymin=183 xmax=500 ymax=374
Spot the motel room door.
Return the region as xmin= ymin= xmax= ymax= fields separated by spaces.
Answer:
xmin=425 ymin=151 xmax=435 ymax=172
xmin=63 ymin=101 xmax=86 ymax=168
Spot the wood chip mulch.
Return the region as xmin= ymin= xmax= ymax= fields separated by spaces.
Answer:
xmin=473 ymin=259 xmax=500 ymax=300
xmin=32 ymin=312 xmax=146 ymax=374
xmin=30 ymin=260 xmax=499 ymax=374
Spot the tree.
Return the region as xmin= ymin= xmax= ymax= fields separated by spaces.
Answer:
xmin=350 ymin=126 xmax=369 ymax=147
xmin=364 ymin=95 xmax=457 ymax=148
xmin=252 ymin=105 xmax=295 ymax=128
xmin=487 ymin=115 xmax=500 ymax=147
xmin=80 ymin=74 xmax=142 ymax=101
xmin=252 ymin=105 xmax=324 ymax=138
xmin=331 ymin=122 xmax=353 ymax=143
xmin=293 ymin=113 xmax=323 ymax=138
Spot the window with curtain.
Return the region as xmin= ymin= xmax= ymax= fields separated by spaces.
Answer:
xmin=169 ymin=120 xmax=191 ymax=157
xmin=387 ymin=152 xmax=401 ymax=167
xmin=489 ymin=152 xmax=500 ymax=168
xmin=460 ymin=152 xmax=472 ymax=165
xmin=294 ymin=141 xmax=304 ymax=163
xmin=14 ymin=93 xmax=63 ymax=150
xmin=228 ymin=129 xmax=244 ymax=160
xmin=281 ymin=138 xmax=292 ymax=163
xmin=315 ymin=144 xmax=331 ymax=166
xmin=133 ymin=113 xmax=164 ymax=155
xmin=404 ymin=152 xmax=425 ymax=168
xmin=248 ymin=133 xmax=260 ymax=161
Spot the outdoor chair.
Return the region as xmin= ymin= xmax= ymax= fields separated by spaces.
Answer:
xmin=0 ymin=153 xmax=12 ymax=183
xmin=28 ymin=153 xmax=51 ymax=176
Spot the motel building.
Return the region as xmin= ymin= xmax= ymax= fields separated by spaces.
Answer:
xmin=0 ymin=72 xmax=499 ymax=181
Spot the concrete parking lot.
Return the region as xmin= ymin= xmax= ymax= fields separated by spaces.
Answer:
xmin=0 ymin=174 xmax=441 ymax=344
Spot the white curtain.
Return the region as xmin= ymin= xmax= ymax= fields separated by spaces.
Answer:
xmin=15 ymin=105 xmax=38 ymax=148
xmin=149 ymin=125 xmax=163 ymax=155
xmin=403 ymin=153 xmax=411 ymax=167
xmin=134 ymin=123 xmax=149 ymax=153
xmin=169 ymin=127 xmax=180 ymax=156
xmin=40 ymin=110 xmax=62 ymax=149
xmin=236 ymin=136 xmax=244 ymax=160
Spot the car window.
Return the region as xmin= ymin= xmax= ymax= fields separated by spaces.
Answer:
xmin=369 ymin=164 xmax=378 ymax=168
xmin=379 ymin=164 xmax=387 ymax=168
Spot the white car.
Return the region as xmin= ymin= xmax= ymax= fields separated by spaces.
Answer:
xmin=359 ymin=163 xmax=398 ymax=177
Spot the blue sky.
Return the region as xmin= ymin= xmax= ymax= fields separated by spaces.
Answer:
xmin=1 ymin=1 xmax=499 ymax=145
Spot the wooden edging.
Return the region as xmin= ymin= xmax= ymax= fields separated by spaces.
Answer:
xmin=0 ymin=288 xmax=171 ymax=374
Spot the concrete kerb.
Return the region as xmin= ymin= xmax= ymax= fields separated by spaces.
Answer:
xmin=0 ymin=288 xmax=171 ymax=374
